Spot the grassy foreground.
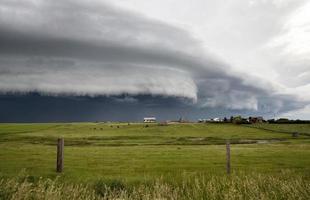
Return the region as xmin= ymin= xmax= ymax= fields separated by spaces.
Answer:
xmin=0 ymin=123 xmax=310 ymax=199
xmin=0 ymin=171 xmax=309 ymax=200
xmin=0 ymin=123 xmax=310 ymax=181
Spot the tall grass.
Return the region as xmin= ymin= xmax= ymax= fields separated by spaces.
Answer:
xmin=0 ymin=171 xmax=309 ymax=200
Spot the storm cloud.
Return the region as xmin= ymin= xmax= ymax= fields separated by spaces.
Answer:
xmin=0 ymin=0 xmax=308 ymax=118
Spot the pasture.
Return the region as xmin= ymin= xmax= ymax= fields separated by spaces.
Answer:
xmin=1 ymin=122 xmax=310 ymax=199
xmin=0 ymin=122 xmax=310 ymax=183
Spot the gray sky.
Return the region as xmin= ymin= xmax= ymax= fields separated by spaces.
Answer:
xmin=0 ymin=0 xmax=310 ymax=119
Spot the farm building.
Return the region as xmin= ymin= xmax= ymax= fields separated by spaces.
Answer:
xmin=249 ymin=116 xmax=264 ymax=123
xmin=143 ymin=117 xmax=156 ymax=123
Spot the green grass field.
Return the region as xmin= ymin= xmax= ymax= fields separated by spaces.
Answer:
xmin=1 ymin=123 xmax=310 ymax=199
xmin=1 ymin=122 xmax=310 ymax=184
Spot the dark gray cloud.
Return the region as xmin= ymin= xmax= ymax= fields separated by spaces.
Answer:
xmin=0 ymin=0 xmax=308 ymax=117
xmin=0 ymin=92 xmax=305 ymax=122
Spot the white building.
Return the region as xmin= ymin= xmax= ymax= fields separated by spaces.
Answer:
xmin=213 ymin=118 xmax=220 ymax=122
xmin=143 ymin=117 xmax=156 ymax=123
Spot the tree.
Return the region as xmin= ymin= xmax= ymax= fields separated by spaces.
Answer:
xmin=232 ymin=116 xmax=242 ymax=124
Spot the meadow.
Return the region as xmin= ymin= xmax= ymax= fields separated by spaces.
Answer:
xmin=0 ymin=122 xmax=310 ymax=199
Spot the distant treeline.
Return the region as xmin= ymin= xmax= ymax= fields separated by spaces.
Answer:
xmin=267 ymin=118 xmax=310 ymax=124
xmin=203 ymin=116 xmax=310 ymax=124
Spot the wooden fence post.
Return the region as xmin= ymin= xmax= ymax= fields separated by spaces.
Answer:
xmin=226 ymin=140 xmax=231 ymax=174
xmin=56 ymin=138 xmax=64 ymax=173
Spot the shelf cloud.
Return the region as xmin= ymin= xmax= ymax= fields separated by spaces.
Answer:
xmin=0 ymin=0 xmax=308 ymax=117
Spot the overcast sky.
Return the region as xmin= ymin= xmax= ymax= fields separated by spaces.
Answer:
xmin=0 ymin=0 xmax=310 ymax=121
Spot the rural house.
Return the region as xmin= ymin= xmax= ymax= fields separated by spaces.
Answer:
xmin=143 ymin=117 xmax=156 ymax=123
xmin=249 ymin=116 xmax=264 ymax=123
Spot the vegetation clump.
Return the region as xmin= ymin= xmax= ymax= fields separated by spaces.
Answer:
xmin=0 ymin=171 xmax=309 ymax=200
